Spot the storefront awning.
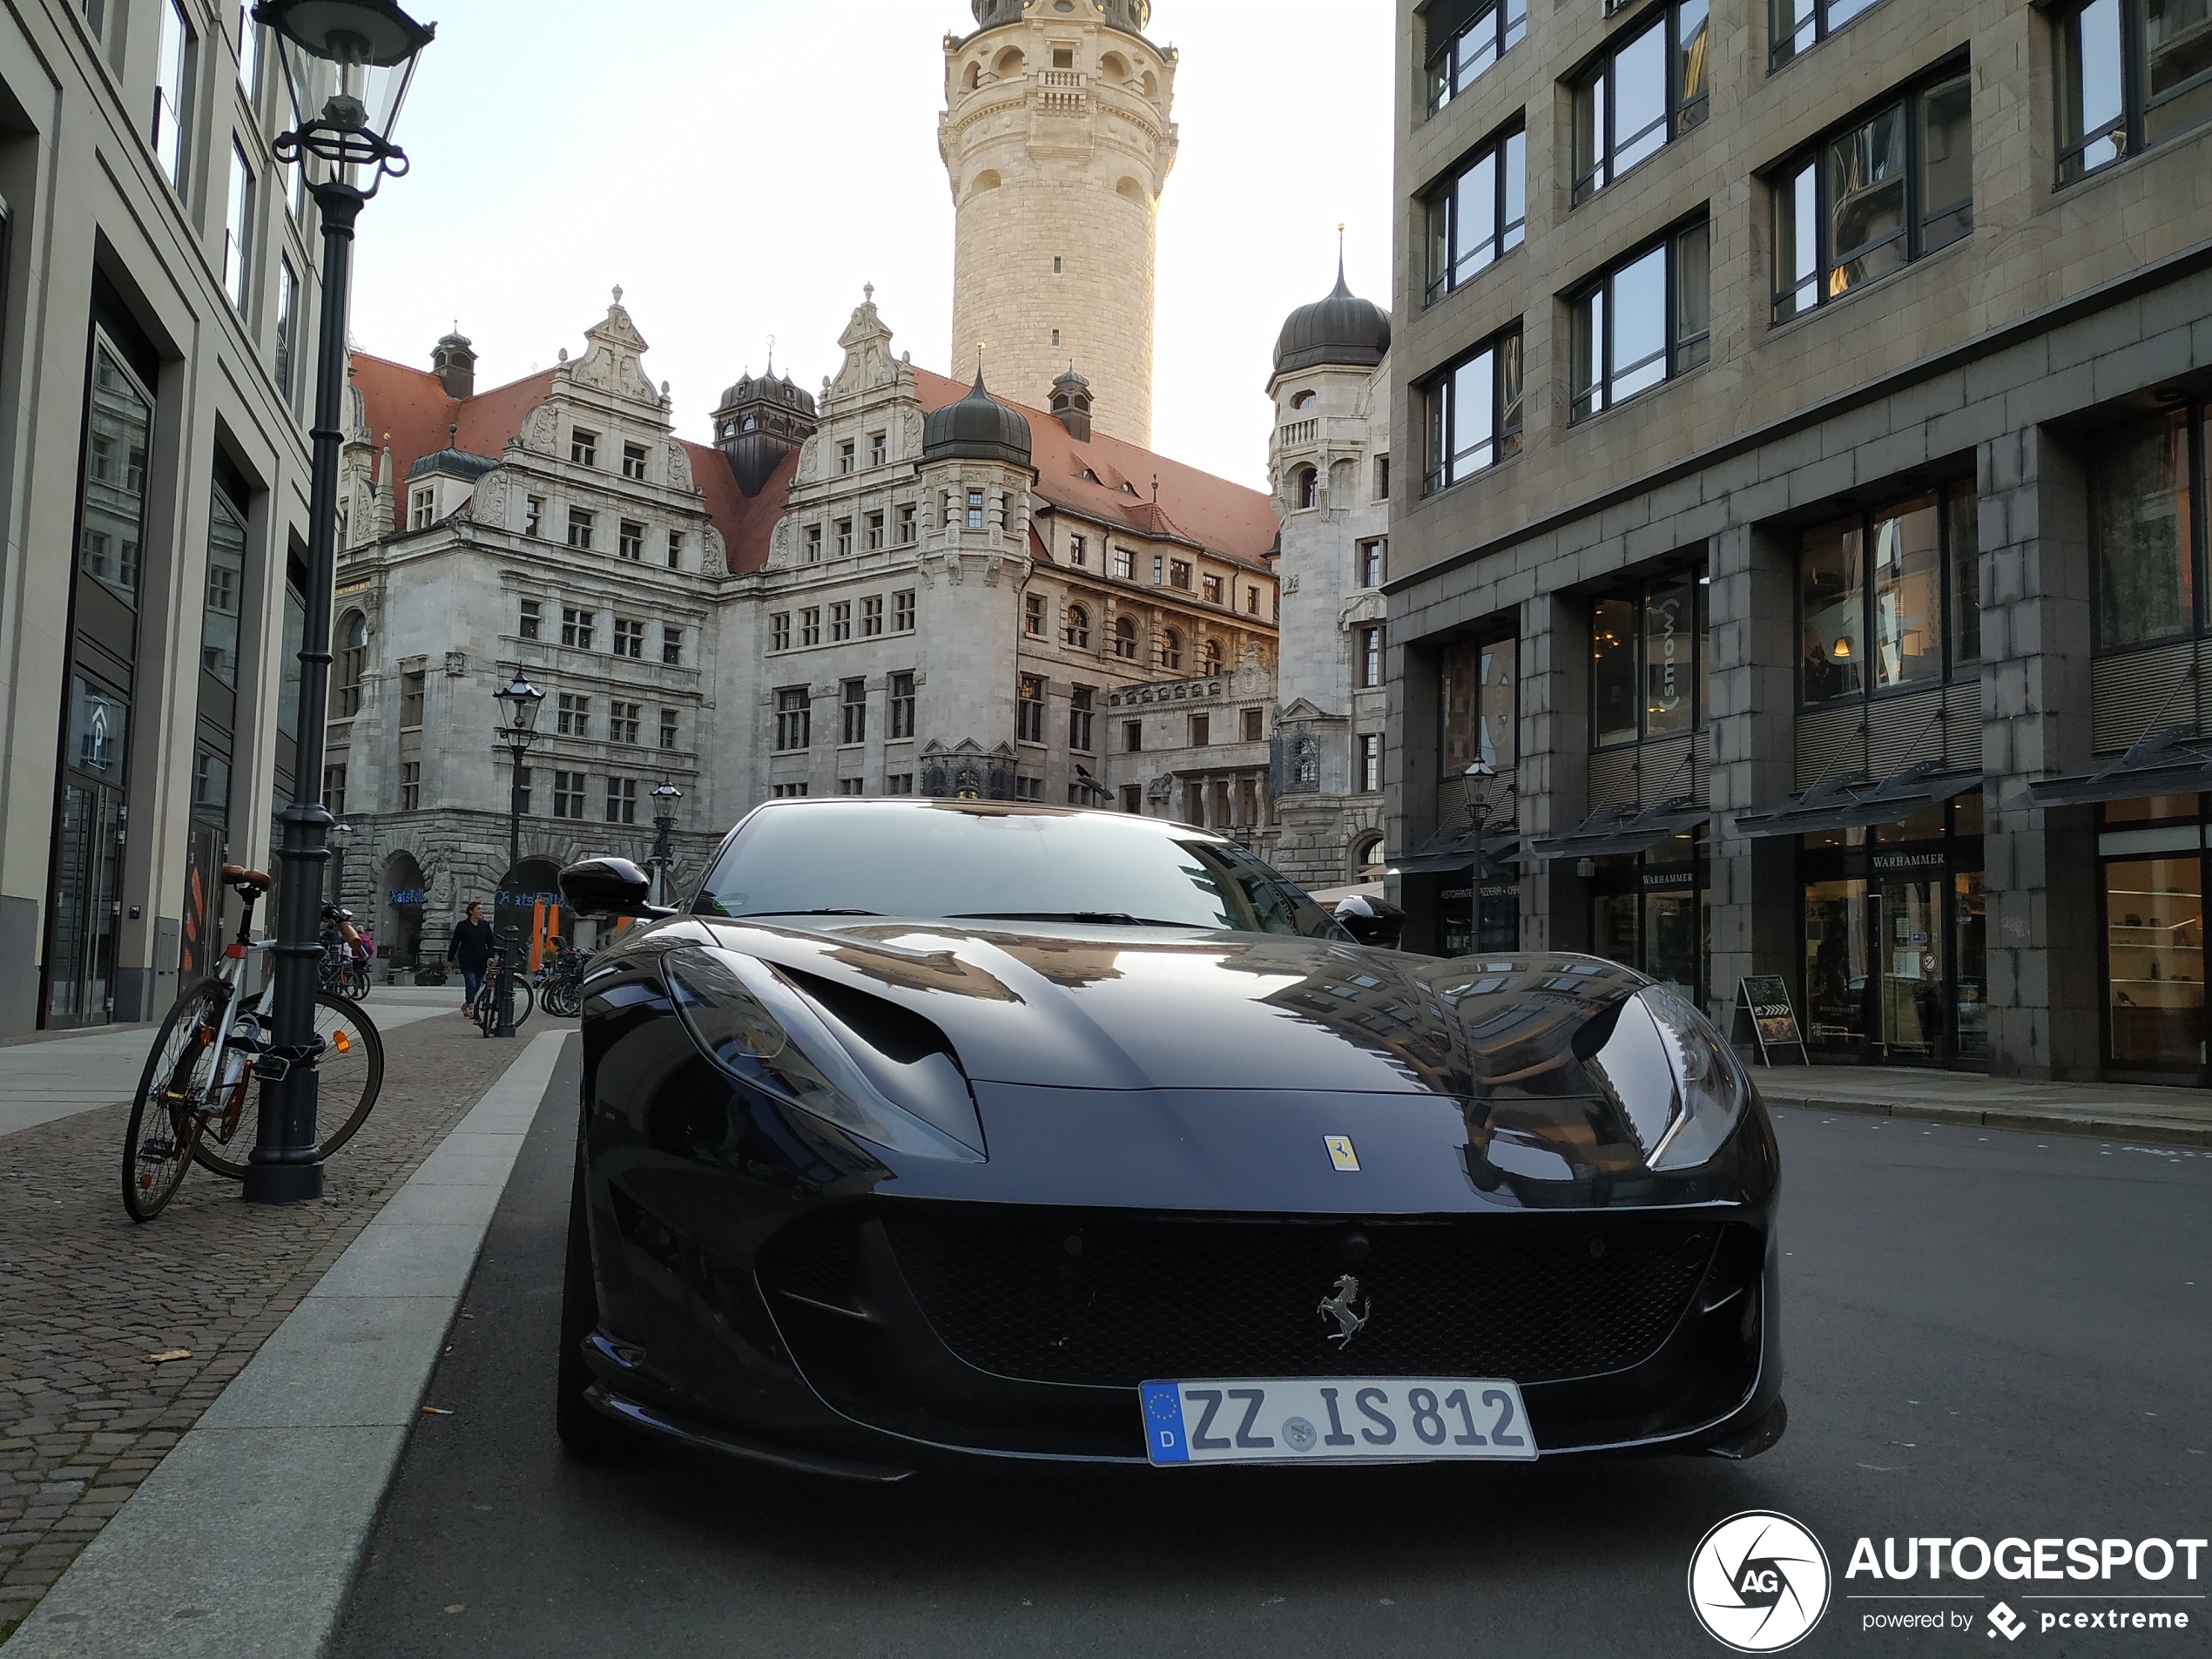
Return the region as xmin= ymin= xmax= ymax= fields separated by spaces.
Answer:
xmin=1393 ymin=819 xmax=1523 ymax=876
xmin=1520 ymin=798 xmax=1710 ymax=864
xmin=1734 ymin=761 xmax=1981 ymax=840
xmin=2027 ymin=725 xmax=2212 ymax=809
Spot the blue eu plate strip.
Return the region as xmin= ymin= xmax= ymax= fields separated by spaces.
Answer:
xmin=1140 ymin=1382 xmax=1188 ymax=1463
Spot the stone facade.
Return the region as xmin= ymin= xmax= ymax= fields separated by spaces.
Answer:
xmin=1267 ymin=334 xmax=1393 ymax=892
xmin=941 ymin=0 xmax=1178 ymax=444
xmin=1387 ymin=0 xmax=2212 ymax=1081
xmin=0 ymin=0 xmax=326 ymax=1032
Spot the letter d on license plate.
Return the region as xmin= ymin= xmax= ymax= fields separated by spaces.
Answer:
xmin=1141 ymin=1377 xmax=1536 ymax=1465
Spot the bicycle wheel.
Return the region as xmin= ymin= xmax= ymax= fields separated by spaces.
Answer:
xmin=193 ymin=993 xmax=385 ymax=1177
xmin=123 ymin=981 xmax=229 ymax=1221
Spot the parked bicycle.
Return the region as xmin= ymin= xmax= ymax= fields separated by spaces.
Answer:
xmin=470 ymin=941 xmax=533 ymax=1036
xmin=319 ymin=903 xmax=371 ymax=1001
xmin=123 ymin=866 xmax=385 ymax=1222
xmin=536 ymin=940 xmax=590 ymax=1018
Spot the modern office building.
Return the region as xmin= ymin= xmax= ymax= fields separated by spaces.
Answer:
xmin=0 ymin=0 xmax=322 ymax=1033
xmin=1387 ymin=0 xmax=2212 ymax=1081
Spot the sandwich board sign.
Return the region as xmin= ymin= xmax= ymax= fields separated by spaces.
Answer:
xmin=1735 ymin=975 xmax=1808 ymax=1066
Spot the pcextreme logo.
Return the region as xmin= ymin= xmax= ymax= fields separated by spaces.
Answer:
xmin=1688 ymin=1511 xmax=1833 ymax=1653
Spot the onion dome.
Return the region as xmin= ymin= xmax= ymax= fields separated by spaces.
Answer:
xmin=1274 ymin=258 xmax=1392 ymax=376
xmin=972 ymin=0 xmax=1152 ymax=35
xmin=923 ymin=369 xmax=1034 ymax=469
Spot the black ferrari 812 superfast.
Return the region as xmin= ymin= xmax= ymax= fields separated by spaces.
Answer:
xmin=555 ymin=799 xmax=1782 ymax=1479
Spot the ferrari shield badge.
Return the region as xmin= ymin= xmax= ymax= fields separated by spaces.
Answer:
xmin=1325 ymin=1135 xmax=1360 ymax=1171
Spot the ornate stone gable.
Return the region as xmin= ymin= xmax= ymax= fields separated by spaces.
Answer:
xmin=556 ymin=289 xmax=666 ymax=411
xmin=825 ymin=292 xmax=918 ymax=414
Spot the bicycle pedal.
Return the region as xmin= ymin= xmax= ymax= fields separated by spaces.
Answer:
xmin=138 ymin=1137 xmax=176 ymax=1162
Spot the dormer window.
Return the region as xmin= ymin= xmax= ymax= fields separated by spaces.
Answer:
xmin=622 ymin=442 xmax=648 ymax=480
xmin=409 ymin=486 xmax=434 ymax=530
xmin=571 ymin=428 xmax=598 ymax=468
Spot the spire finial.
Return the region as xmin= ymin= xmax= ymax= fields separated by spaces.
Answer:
xmin=448 ymin=423 xmax=457 ymax=446
xmin=611 ymin=284 xmax=624 ymax=307
xmin=1334 ymin=224 xmax=1350 ymax=295
xmin=864 ymin=282 xmax=875 ymax=305
xmin=765 ymin=334 xmax=777 ymax=375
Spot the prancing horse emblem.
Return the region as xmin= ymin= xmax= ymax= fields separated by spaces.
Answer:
xmin=1318 ymin=1273 xmax=1369 ymax=1346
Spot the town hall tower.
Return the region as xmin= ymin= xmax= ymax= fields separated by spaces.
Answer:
xmin=940 ymin=0 xmax=1177 ymax=446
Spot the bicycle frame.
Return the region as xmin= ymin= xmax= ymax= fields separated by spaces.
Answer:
xmin=188 ymin=889 xmax=278 ymax=1141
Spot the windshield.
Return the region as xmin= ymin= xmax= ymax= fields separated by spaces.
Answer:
xmin=696 ymin=802 xmax=1346 ymax=941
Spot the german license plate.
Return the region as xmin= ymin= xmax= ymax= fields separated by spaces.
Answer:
xmin=1140 ymin=1377 xmax=1536 ymax=1466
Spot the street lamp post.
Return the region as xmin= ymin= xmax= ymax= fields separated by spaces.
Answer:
xmin=1464 ymin=759 xmax=1494 ymax=954
xmin=494 ymin=669 xmax=544 ymax=1040
xmin=649 ymin=778 xmax=683 ymax=907
xmin=245 ymin=0 xmax=434 ymax=1204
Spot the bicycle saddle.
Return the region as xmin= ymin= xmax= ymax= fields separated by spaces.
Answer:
xmin=221 ymin=865 xmax=273 ymax=894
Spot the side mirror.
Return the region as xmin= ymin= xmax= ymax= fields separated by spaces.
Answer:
xmin=560 ymin=856 xmax=677 ymax=921
xmin=1334 ymin=894 xmax=1406 ymax=951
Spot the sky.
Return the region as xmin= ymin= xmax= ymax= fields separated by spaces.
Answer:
xmin=347 ymin=0 xmax=1395 ymax=491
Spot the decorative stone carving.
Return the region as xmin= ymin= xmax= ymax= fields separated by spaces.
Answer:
xmin=472 ymin=469 xmax=509 ymax=526
xmin=703 ymin=525 xmax=728 ymax=575
xmin=663 ymin=440 xmax=694 ymax=492
xmin=518 ymin=406 xmax=556 ymax=455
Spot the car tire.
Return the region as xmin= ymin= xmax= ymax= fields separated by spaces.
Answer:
xmin=556 ymin=1140 xmax=648 ymax=1461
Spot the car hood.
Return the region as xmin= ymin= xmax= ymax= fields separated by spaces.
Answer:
xmin=656 ymin=916 xmax=1649 ymax=1101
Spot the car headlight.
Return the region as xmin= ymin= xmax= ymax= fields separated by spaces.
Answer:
xmin=1583 ymin=983 xmax=1749 ymax=1171
xmin=663 ymin=947 xmax=983 ymax=1162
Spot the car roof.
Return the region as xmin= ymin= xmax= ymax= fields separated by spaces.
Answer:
xmin=741 ymin=797 xmax=1218 ymax=838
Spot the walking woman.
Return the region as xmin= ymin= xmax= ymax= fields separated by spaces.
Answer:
xmin=447 ymin=901 xmax=496 ymax=1016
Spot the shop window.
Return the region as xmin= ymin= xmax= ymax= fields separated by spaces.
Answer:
xmin=1439 ymin=631 xmax=1516 ymax=776
xmin=1591 ymin=569 xmax=1707 ymax=749
xmin=1800 ymin=796 xmax=1987 ymax=1065
xmin=1590 ymin=826 xmax=1710 ymax=1005
xmin=2100 ymin=794 xmax=2211 ymax=1070
xmin=1799 ymin=480 xmax=1979 ymax=705
xmin=2093 ymin=407 xmax=2202 ymax=651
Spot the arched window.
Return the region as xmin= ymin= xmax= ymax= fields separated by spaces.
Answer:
xmin=965 ymin=60 xmax=982 ymax=90
xmin=1295 ymin=467 xmax=1318 ymax=510
xmin=1291 ymin=389 xmax=1317 ymax=410
xmin=1114 ymin=616 xmax=1138 ymax=659
xmin=971 ymin=168 xmax=1001 ymax=197
xmin=1162 ymin=629 xmax=1183 ymax=672
xmin=994 ymin=45 xmax=1026 ymax=78
xmin=1065 ymin=604 xmax=1090 ymax=648
xmin=1116 ymin=176 xmax=1146 ymax=204
xmin=335 ymin=611 xmax=368 ymax=718
xmin=1203 ymin=637 xmax=1223 ymax=673
xmin=1355 ymin=833 xmax=1386 ymax=877
xmin=1101 ymin=51 xmax=1130 ymax=82
xmin=1142 ymin=70 xmax=1157 ymax=99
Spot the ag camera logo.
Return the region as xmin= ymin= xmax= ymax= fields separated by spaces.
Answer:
xmin=1689 ymin=1511 xmax=1832 ymax=1652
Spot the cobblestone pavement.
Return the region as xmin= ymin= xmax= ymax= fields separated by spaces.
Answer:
xmin=0 ymin=1004 xmax=571 ymax=1642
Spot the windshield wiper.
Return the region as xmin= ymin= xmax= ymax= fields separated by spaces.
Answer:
xmin=949 ymin=911 xmax=1202 ymax=928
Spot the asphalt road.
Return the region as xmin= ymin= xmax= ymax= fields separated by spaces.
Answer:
xmin=333 ymin=1061 xmax=2210 ymax=1659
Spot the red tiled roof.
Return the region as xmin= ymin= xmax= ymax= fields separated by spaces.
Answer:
xmin=712 ymin=443 xmax=796 ymax=575
xmin=348 ymin=353 xmax=756 ymax=558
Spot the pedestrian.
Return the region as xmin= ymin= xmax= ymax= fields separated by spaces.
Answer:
xmin=448 ymin=901 xmax=496 ymax=1016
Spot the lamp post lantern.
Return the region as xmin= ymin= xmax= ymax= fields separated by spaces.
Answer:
xmin=245 ymin=0 xmax=434 ymax=1204
xmin=649 ymin=778 xmax=683 ymax=907
xmin=327 ymin=818 xmax=354 ymax=912
xmin=492 ymin=669 xmax=544 ymax=1039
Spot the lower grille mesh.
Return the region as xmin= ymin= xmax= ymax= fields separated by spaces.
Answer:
xmin=875 ymin=1209 xmax=1717 ymax=1387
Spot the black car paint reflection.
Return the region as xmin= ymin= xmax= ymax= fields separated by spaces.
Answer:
xmin=563 ymin=802 xmax=1783 ymax=1478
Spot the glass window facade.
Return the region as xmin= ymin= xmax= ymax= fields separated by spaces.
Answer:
xmin=1422 ymin=327 xmax=1523 ymax=494
xmin=2056 ymin=0 xmax=2212 ymax=185
xmin=1440 ymin=632 xmax=1517 ymax=776
xmin=1427 ymin=0 xmax=1527 ymax=114
xmin=1570 ymin=220 xmax=1710 ymax=421
xmin=1426 ymin=125 xmax=1526 ymax=301
xmin=1772 ymin=64 xmax=1973 ymax=323
xmin=2100 ymin=795 xmax=2212 ymax=1072
xmin=1591 ymin=569 xmax=1708 ymax=749
xmin=2093 ymin=408 xmax=2197 ymax=650
xmin=1571 ymin=2 xmax=1710 ymax=204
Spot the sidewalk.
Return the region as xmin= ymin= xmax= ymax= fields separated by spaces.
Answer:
xmin=1755 ymin=1064 xmax=2212 ymax=1147
xmin=0 ymin=1003 xmax=570 ymax=1645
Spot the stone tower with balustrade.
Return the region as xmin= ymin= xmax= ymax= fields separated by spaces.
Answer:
xmin=940 ymin=0 xmax=1178 ymax=446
